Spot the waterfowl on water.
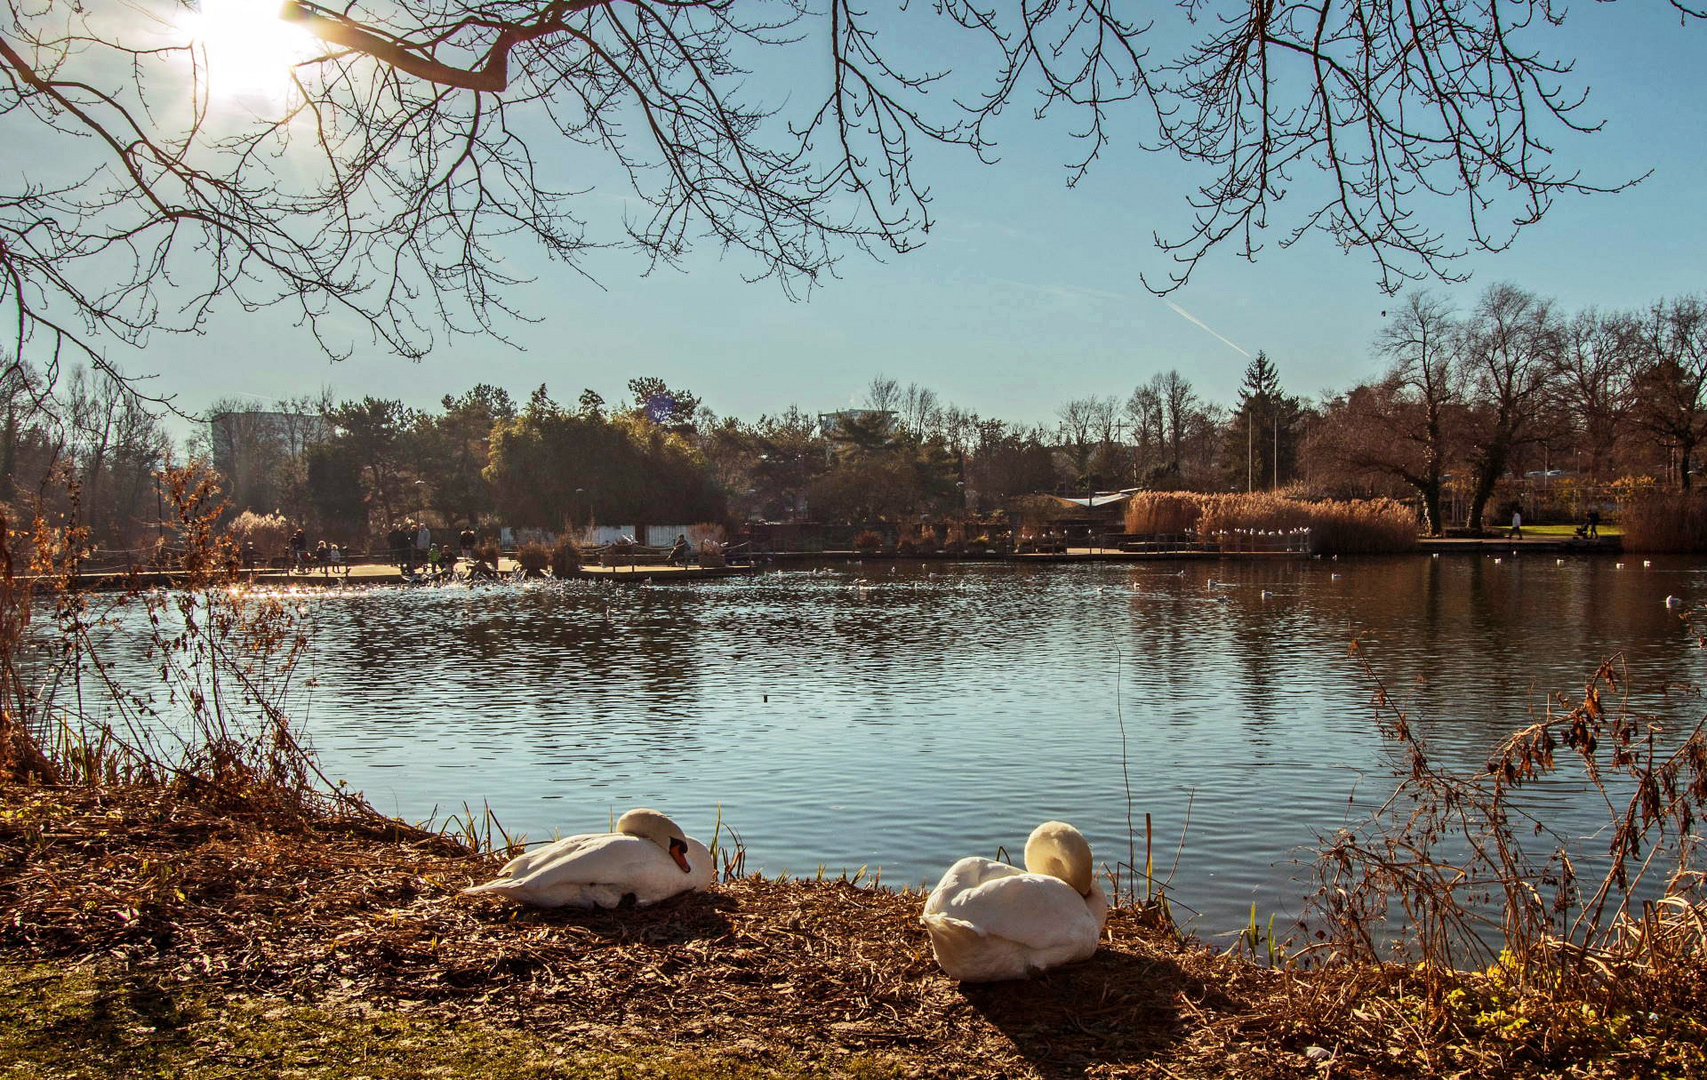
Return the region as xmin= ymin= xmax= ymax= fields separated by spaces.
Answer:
xmin=921 ymin=821 xmax=1109 ymax=982
xmin=463 ymin=808 xmax=713 ymax=909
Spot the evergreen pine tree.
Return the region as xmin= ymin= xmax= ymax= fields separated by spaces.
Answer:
xmin=1227 ymin=351 xmax=1300 ymax=491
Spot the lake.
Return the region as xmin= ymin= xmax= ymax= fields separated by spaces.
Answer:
xmin=72 ymin=552 xmax=1707 ymax=940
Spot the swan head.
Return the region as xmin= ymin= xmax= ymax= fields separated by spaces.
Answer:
xmin=1023 ymin=820 xmax=1095 ymax=897
xmin=616 ymin=807 xmax=693 ymax=874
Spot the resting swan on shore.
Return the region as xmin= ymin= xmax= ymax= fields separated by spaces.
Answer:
xmin=463 ymin=808 xmax=714 ymax=908
xmin=922 ymin=820 xmax=1109 ymax=982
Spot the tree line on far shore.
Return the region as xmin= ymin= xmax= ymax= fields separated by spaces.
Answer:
xmin=5 ymin=284 xmax=1704 ymax=554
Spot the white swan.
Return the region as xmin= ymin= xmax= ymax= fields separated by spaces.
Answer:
xmin=463 ymin=808 xmax=714 ymax=908
xmin=922 ymin=821 xmax=1109 ymax=982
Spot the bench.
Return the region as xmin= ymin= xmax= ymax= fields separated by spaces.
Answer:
xmin=599 ymin=546 xmax=673 ymax=567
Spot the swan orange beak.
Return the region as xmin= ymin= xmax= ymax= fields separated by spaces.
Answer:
xmin=669 ymin=836 xmax=692 ymax=874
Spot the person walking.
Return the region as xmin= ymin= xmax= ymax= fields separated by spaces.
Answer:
xmin=1586 ymin=508 xmax=1600 ymax=539
xmin=1509 ymin=509 xmax=1524 ymax=540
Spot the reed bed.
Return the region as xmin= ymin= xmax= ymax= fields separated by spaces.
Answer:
xmin=1124 ymin=491 xmax=1418 ymax=554
xmin=1619 ymin=491 xmax=1707 ymax=552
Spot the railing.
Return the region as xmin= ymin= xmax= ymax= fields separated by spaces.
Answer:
xmin=1207 ymin=527 xmax=1311 ymax=553
xmin=1095 ymin=528 xmax=1312 ymax=554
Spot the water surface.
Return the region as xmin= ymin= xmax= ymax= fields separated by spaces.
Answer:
xmin=78 ymin=553 xmax=1707 ymax=938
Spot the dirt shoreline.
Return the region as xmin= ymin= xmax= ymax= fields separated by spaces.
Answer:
xmin=1 ymin=783 xmax=1700 ymax=1078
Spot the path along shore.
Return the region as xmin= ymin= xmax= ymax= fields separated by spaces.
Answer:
xmin=53 ymin=534 xmax=1623 ymax=589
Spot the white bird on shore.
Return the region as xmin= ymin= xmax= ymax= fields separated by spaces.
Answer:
xmin=463 ymin=808 xmax=713 ymax=909
xmin=922 ymin=821 xmax=1109 ymax=982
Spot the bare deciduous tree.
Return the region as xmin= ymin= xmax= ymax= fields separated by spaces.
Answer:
xmin=3 ymin=0 xmax=1695 ymax=392
xmin=863 ymin=377 xmax=901 ymax=416
xmin=1556 ymin=309 xmax=1631 ymax=480
xmin=897 ymin=383 xmax=941 ymax=439
xmin=1622 ymin=296 xmax=1707 ymax=491
xmin=1456 ymin=284 xmax=1560 ymax=529
xmin=1310 ymin=299 xmax=1460 ymax=522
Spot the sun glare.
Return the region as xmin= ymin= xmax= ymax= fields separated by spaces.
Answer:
xmin=184 ymin=0 xmax=317 ymax=103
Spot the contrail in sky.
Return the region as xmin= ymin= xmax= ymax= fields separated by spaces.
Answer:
xmin=1165 ymin=301 xmax=1250 ymax=358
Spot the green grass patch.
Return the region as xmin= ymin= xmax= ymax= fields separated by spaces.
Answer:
xmin=0 ymin=963 xmax=908 ymax=1080
xmin=1512 ymin=523 xmax=1621 ymax=538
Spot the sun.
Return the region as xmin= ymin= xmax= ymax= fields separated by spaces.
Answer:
xmin=184 ymin=0 xmax=317 ymax=103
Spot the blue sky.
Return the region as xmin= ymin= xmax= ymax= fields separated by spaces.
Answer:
xmin=144 ymin=2 xmax=1707 ymax=443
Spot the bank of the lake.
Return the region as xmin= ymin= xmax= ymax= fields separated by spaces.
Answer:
xmin=51 ymin=553 xmax=1707 ymax=942
xmin=53 ymin=532 xmax=1626 ymax=590
xmin=3 ymin=784 xmax=1703 ymax=1080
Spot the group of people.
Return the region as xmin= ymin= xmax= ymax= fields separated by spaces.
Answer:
xmin=239 ymin=523 xmax=491 ymax=578
xmin=385 ymin=523 xmax=484 ymax=577
xmin=283 ymin=528 xmax=346 ymax=574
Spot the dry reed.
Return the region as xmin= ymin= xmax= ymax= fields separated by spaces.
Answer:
xmin=1619 ymin=491 xmax=1707 ymax=552
xmin=1124 ymin=491 xmax=1417 ymax=554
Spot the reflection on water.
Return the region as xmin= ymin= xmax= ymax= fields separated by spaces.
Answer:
xmin=79 ymin=554 xmax=1707 ymax=937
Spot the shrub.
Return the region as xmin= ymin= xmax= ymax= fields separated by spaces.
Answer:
xmin=1009 ymin=494 xmax=1065 ymax=530
xmin=515 ymin=542 xmax=552 ymax=576
xmin=895 ymin=535 xmax=919 ymax=555
xmin=852 ymin=529 xmax=883 ymax=551
xmin=549 ymin=537 xmax=581 ymax=576
xmin=227 ymin=510 xmax=291 ymax=557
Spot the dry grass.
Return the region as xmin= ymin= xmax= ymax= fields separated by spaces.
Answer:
xmin=1124 ymin=492 xmax=1417 ymax=554
xmin=3 ymin=783 xmax=1704 ymax=1079
xmin=0 ymin=784 xmax=1278 ymax=1079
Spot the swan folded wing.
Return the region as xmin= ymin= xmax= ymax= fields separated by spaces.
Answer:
xmin=923 ymin=856 xmax=1023 ymax=913
xmin=933 ymin=871 xmax=1103 ymax=954
xmin=464 ymin=833 xmax=712 ymax=907
xmin=486 ymin=831 xmax=606 ymax=880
